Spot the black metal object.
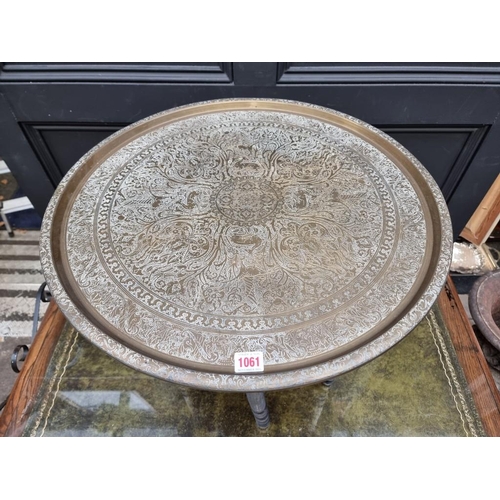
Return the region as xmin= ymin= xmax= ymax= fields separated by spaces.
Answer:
xmin=32 ymin=282 xmax=51 ymax=339
xmin=10 ymin=345 xmax=29 ymax=373
xmin=10 ymin=282 xmax=51 ymax=373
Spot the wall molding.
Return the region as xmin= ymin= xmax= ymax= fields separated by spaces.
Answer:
xmin=0 ymin=63 xmax=233 ymax=83
xmin=21 ymin=123 xmax=127 ymax=185
xmin=378 ymin=126 xmax=489 ymax=201
xmin=277 ymin=63 xmax=500 ymax=84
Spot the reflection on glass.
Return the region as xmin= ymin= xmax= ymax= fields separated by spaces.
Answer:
xmin=59 ymin=391 xmax=155 ymax=412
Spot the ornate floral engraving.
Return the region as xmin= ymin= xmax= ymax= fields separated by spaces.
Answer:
xmin=92 ymin=117 xmax=398 ymax=332
xmin=40 ymin=99 xmax=453 ymax=390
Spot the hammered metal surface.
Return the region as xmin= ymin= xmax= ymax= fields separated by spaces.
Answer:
xmin=40 ymin=99 xmax=453 ymax=391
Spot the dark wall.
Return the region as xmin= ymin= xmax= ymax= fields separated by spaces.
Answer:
xmin=1 ymin=62 xmax=500 ymax=240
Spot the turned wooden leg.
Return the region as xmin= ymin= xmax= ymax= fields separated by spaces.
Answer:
xmin=246 ymin=392 xmax=270 ymax=429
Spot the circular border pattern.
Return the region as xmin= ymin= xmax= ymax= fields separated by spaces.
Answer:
xmin=40 ymin=99 xmax=453 ymax=391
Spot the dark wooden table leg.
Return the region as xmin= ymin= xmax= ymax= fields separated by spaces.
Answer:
xmin=246 ymin=392 xmax=270 ymax=429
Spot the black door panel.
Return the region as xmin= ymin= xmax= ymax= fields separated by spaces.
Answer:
xmin=2 ymin=62 xmax=499 ymax=239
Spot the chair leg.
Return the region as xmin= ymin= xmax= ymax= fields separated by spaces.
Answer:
xmin=246 ymin=392 xmax=270 ymax=429
xmin=0 ymin=209 xmax=14 ymax=237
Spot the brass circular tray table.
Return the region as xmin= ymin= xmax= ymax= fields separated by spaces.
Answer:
xmin=40 ymin=99 xmax=453 ymax=428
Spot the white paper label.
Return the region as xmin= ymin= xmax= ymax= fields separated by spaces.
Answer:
xmin=234 ymin=352 xmax=264 ymax=373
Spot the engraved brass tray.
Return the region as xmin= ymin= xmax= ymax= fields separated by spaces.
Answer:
xmin=40 ymin=99 xmax=453 ymax=391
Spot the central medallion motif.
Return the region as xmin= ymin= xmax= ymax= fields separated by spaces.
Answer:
xmin=81 ymin=110 xmax=406 ymax=334
xmin=213 ymin=178 xmax=281 ymax=224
